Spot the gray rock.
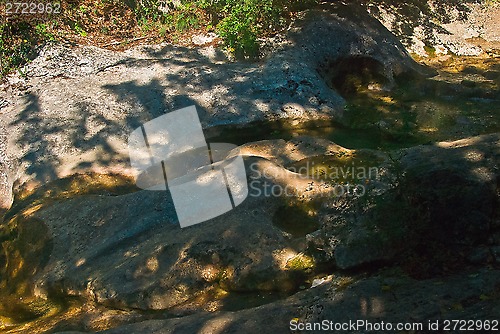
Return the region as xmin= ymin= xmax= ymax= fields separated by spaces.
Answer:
xmin=0 ymin=4 xmax=434 ymax=216
xmin=307 ymin=133 xmax=500 ymax=271
xmin=0 ymin=137 xmax=342 ymax=312
xmin=467 ymin=247 xmax=491 ymax=265
xmin=369 ymin=1 xmax=500 ymax=56
xmin=26 ymin=188 xmax=293 ymax=310
xmin=491 ymin=246 xmax=500 ymax=264
xmin=54 ymin=268 xmax=500 ymax=333
xmin=334 ymin=237 xmax=394 ymax=270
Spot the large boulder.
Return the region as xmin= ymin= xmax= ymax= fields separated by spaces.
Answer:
xmin=0 ymin=3 xmax=434 ymax=215
xmin=26 ymin=189 xmax=291 ymax=310
xmin=1 ymin=129 xmax=500 ymax=331
xmin=8 ymin=132 xmax=499 ymax=312
xmin=54 ymin=268 xmax=500 ymax=333
xmin=310 ymin=133 xmax=500 ymax=274
xmin=0 ymin=137 xmax=346 ymax=313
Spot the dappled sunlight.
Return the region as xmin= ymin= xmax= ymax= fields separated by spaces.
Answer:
xmin=6 ymin=92 xmax=138 ymax=196
xmin=364 ymin=0 xmax=482 ymax=49
xmin=273 ymin=248 xmax=300 ymax=270
xmin=198 ymin=316 xmax=232 ymax=333
xmin=2 ymin=121 xmax=498 ymax=332
xmin=18 ymin=204 xmax=43 ymax=217
xmin=123 ymin=250 xmax=139 ymax=258
xmin=7 ymin=173 xmax=138 ymax=220
xmin=75 ymin=258 xmax=86 ymax=267
xmin=463 ymin=149 xmax=485 ymax=162
xmin=288 ymin=150 xmax=384 ymax=184
xmin=200 ymin=264 xmax=219 ymax=282
xmin=0 ymin=1 xmax=499 ymax=332
xmin=470 ymin=166 xmax=495 ymax=182
xmin=133 ymin=256 xmax=160 ymax=278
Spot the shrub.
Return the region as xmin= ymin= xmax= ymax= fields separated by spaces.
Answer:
xmin=198 ymin=0 xmax=317 ymax=58
xmin=0 ymin=0 xmax=318 ymax=78
xmin=0 ymin=19 xmax=51 ymax=77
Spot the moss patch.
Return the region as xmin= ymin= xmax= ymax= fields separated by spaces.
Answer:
xmin=272 ymin=202 xmax=320 ymax=238
xmin=286 ymin=253 xmax=315 ymax=271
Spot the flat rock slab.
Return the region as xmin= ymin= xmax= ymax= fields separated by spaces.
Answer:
xmin=29 ymin=189 xmax=290 ymax=310
xmin=11 ymin=137 xmax=346 ymax=312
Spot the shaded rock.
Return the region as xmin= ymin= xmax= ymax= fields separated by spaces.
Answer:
xmin=4 ymin=137 xmax=349 ymax=312
xmin=399 ymin=133 xmax=500 ymax=247
xmin=467 ymin=247 xmax=491 ymax=265
xmin=55 ymin=268 xmax=500 ymax=333
xmin=0 ymin=3 xmax=434 ymax=215
xmin=26 ymin=189 xmax=295 ymax=310
xmin=2 ymin=130 xmax=500 ymax=331
xmin=309 ymin=133 xmax=500 ymax=272
xmin=333 ymin=237 xmax=394 ymax=270
xmin=0 ymin=133 xmax=403 ymax=321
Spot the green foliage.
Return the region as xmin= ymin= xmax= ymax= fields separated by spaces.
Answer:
xmin=216 ymin=3 xmax=259 ymax=58
xmin=164 ymin=3 xmax=201 ymax=32
xmin=197 ymin=0 xmax=317 ymax=58
xmin=72 ymin=21 xmax=88 ymax=37
xmin=0 ymin=0 xmax=318 ymax=78
xmin=0 ymin=20 xmax=48 ymax=77
xmin=34 ymin=24 xmax=55 ymax=41
xmin=135 ymin=0 xmax=163 ymax=20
